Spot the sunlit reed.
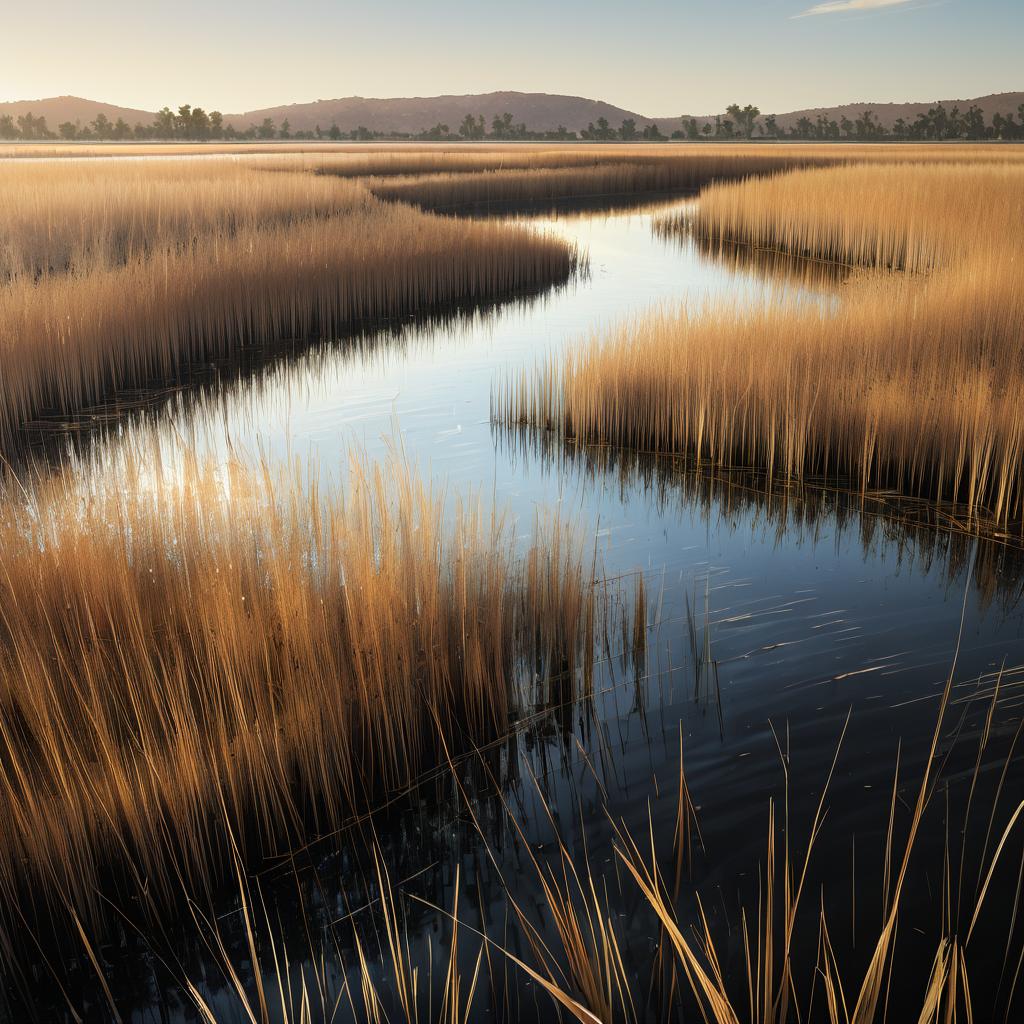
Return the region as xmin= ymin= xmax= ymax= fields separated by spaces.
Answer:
xmin=0 ymin=160 xmax=576 ymax=443
xmin=499 ymin=159 xmax=1024 ymax=533
xmin=0 ymin=447 xmax=593 ymax=925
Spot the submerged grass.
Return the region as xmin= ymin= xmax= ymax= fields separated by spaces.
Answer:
xmin=0 ymin=444 xmax=595 ymax=927
xmin=499 ymin=158 xmax=1024 ymax=533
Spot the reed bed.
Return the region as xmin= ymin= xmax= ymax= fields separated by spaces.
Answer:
xmin=0 ymin=159 xmax=372 ymax=280
xmin=360 ymin=153 xmax=840 ymax=212
xmin=170 ymin=657 xmax=1024 ymax=1024
xmin=6 ymin=140 xmax=1024 ymax=163
xmin=350 ymin=145 xmax=1024 ymax=213
xmin=0 ymin=446 xmax=594 ymax=926
xmin=679 ymin=159 xmax=1024 ymax=271
xmin=500 ymin=159 xmax=1024 ymax=532
xmin=0 ymin=161 xmax=576 ymax=443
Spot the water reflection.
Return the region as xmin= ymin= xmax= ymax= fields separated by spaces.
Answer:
xmin=3 ymin=196 xmax=1023 ymax=1021
xmin=9 ymin=283 xmax=577 ymax=475
xmin=497 ymin=426 xmax=1024 ymax=615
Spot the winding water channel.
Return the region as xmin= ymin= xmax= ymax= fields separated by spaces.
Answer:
xmin=6 ymin=195 xmax=1024 ymax=1022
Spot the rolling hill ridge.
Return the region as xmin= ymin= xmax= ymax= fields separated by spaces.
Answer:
xmin=2 ymin=90 xmax=1022 ymax=136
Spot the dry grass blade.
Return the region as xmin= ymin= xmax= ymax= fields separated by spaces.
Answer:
xmin=500 ymin=159 xmax=1024 ymax=534
xmin=0 ymin=443 xmax=595 ymax=929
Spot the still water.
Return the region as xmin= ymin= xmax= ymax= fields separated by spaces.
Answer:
xmin=6 ymin=197 xmax=1024 ymax=1022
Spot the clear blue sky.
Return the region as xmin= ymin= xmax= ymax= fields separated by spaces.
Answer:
xmin=2 ymin=0 xmax=1020 ymax=115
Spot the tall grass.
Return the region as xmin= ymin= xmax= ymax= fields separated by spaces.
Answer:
xmin=0 ymin=446 xmax=594 ymax=926
xmin=0 ymin=159 xmax=369 ymax=280
xmin=682 ymin=160 xmax=1024 ymax=271
xmin=0 ymin=160 xmax=576 ymax=443
xmin=499 ymin=160 xmax=1024 ymax=532
xmin=164 ymin=657 xmax=1024 ymax=1023
xmin=340 ymin=144 xmax=1024 ymax=212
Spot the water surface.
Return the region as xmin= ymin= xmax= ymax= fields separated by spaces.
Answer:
xmin=7 ymin=196 xmax=1024 ymax=1023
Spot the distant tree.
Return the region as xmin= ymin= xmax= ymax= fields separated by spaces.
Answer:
xmin=457 ymin=113 xmax=485 ymax=140
xmin=16 ymin=113 xmax=51 ymax=139
xmin=190 ymin=107 xmax=212 ymax=139
xmin=175 ymin=105 xmax=194 ymax=138
xmin=618 ymin=118 xmax=638 ymax=141
xmin=0 ymin=115 xmax=17 ymax=139
xmin=90 ymin=113 xmax=113 ymax=139
xmin=58 ymin=121 xmax=78 ymax=140
xmin=152 ymin=107 xmax=176 ymax=138
xmin=642 ymin=122 xmax=664 ymax=140
xmin=210 ymin=111 xmax=223 ymax=139
xmin=700 ymin=121 xmax=713 ymax=137
xmin=257 ymin=117 xmax=276 ymax=139
xmin=419 ymin=122 xmax=450 ymax=140
xmin=963 ymin=105 xmax=986 ymax=140
xmin=279 ymin=118 xmax=291 ymax=139
xmin=726 ymin=103 xmax=760 ymax=139
xmin=854 ymin=109 xmax=881 ymax=139
xmin=490 ymin=112 xmax=514 ymax=138
xmin=763 ymin=114 xmax=778 ymax=137
xmin=112 ymin=117 xmax=132 ymax=140
xmin=548 ymin=124 xmax=574 ymax=140
xmin=793 ymin=116 xmax=814 ymax=140
xmin=328 ymin=123 xmax=342 ymax=140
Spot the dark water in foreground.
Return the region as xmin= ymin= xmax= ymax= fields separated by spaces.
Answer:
xmin=4 ymin=197 xmax=1024 ymax=1022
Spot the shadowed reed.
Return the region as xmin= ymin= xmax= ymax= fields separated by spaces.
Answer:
xmin=169 ymin=652 xmax=1024 ymax=1023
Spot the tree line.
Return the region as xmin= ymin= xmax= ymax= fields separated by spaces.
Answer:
xmin=3 ymin=100 xmax=1023 ymax=143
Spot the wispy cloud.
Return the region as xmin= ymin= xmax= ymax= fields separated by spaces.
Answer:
xmin=795 ymin=0 xmax=916 ymax=17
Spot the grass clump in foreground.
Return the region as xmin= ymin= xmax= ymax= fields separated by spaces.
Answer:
xmin=160 ymin=641 xmax=1024 ymax=1024
xmin=0 ymin=444 xmax=595 ymax=930
xmin=0 ymin=158 xmax=577 ymax=445
xmin=499 ymin=159 xmax=1024 ymax=534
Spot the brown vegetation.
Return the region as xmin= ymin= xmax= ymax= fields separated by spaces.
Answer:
xmin=359 ymin=152 xmax=834 ymax=212
xmin=0 ymin=160 xmax=576 ymax=443
xmin=500 ymin=158 xmax=1024 ymax=533
xmin=0 ymin=446 xmax=594 ymax=923
xmin=180 ymin=662 xmax=1024 ymax=1023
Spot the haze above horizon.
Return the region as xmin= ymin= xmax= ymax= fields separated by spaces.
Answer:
xmin=2 ymin=0 xmax=1021 ymax=116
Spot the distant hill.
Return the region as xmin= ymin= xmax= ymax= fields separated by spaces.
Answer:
xmin=767 ymin=92 xmax=1024 ymax=133
xmin=224 ymin=91 xmax=649 ymax=133
xmin=0 ymin=94 xmax=154 ymax=128
xmin=226 ymin=90 xmax=1024 ymax=135
xmin=2 ymin=90 xmax=1022 ymax=137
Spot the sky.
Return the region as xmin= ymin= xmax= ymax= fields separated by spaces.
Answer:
xmin=1 ymin=0 xmax=1021 ymax=115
